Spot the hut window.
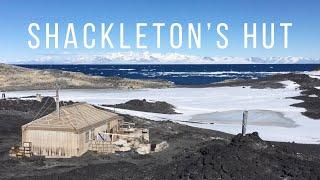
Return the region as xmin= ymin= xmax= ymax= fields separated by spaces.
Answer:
xmin=90 ymin=129 xmax=95 ymax=140
xmin=85 ymin=132 xmax=89 ymax=143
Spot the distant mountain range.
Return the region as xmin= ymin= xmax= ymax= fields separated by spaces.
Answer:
xmin=7 ymin=52 xmax=320 ymax=64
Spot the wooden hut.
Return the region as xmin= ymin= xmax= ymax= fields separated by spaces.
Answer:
xmin=21 ymin=103 xmax=122 ymax=158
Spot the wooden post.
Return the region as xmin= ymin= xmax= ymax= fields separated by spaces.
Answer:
xmin=242 ymin=110 xmax=248 ymax=136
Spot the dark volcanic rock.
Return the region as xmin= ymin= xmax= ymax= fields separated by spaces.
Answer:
xmin=291 ymin=94 xmax=320 ymax=119
xmin=0 ymin=97 xmax=75 ymax=134
xmin=0 ymin=98 xmax=233 ymax=180
xmin=0 ymin=98 xmax=75 ymax=161
xmin=105 ymin=99 xmax=179 ymax=114
xmin=230 ymin=132 xmax=268 ymax=150
xmin=155 ymin=132 xmax=320 ymax=180
xmin=288 ymin=75 xmax=320 ymax=119
xmin=205 ymin=73 xmax=320 ymax=89
xmin=0 ymin=97 xmax=55 ymax=134
xmin=1 ymin=99 xmax=320 ymax=180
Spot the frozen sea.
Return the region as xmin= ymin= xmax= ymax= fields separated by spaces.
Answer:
xmin=6 ymin=80 xmax=320 ymax=144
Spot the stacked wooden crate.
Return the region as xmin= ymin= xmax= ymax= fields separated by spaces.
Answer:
xmin=22 ymin=142 xmax=32 ymax=157
xmin=89 ymin=141 xmax=115 ymax=154
xmin=9 ymin=142 xmax=32 ymax=158
xmin=9 ymin=146 xmax=19 ymax=157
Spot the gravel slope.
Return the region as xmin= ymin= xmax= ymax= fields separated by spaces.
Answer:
xmin=0 ymin=63 xmax=173 ymax=91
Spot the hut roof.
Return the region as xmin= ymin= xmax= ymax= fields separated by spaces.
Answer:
xmin=22 ymin=103 xmax=119 ymax=133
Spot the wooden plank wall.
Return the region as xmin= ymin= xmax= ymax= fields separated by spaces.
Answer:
xmin=23 ymin=130 xmax=78 ymax=158
xmin=22 ymin=117 xmax=121 ymax=158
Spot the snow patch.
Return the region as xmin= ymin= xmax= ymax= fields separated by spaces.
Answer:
xmin=304 ymin=71 xmax=320 ymax=79
xmin=281 ymin=80 xmax=300 ymax=89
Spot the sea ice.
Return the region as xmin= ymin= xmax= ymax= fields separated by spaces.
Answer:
xmin=6 ymin=80 xmax=320 ymax=144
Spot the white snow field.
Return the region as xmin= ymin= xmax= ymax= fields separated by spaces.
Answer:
xmin=305 ymin=70 xmax=320 ymax=79
xmin=6 ymin=80 xmax=320 ymax=144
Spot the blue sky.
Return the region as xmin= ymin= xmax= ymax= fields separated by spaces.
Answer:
xmin=0 ymin=0 xmax=320 ymax=63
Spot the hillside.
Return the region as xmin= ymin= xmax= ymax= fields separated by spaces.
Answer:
xmin=0 ymin=64 xmax=173 ymax=91
xmin=104 ymin=99 xmax=179 ymax=114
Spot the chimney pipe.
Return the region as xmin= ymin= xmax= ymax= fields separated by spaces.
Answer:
xmin=55 ymin=83 xmax=60 ymax=119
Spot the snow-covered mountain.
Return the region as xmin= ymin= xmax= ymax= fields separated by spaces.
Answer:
xmin=10 ymin=52 xmax=320 ymax=64
xmin=248 ymin=57 xmax=320 ymax=64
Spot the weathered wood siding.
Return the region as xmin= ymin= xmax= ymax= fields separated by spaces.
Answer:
xmin=22 ymin=117 xmax=120 ymax=158
xmin=22 ymin=129 xmax=78 ymax=158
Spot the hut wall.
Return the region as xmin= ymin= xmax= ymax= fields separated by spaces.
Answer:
xmin=78 ymin=130 xmax=90 ymax=155
xmin=21 ymin=116 xmax=122 ymax=158
xmin=22 ymin=129 xmax=79 ymax=158
xmin=77 ymin=120 xmax=118 ymax=155
xmin=94 ymin=123 xmax=108 ymax=135
xmin=91 ymin=118 xmax=120 ymax=138
xmin=106 ymin=118 xmax=120 ymax=133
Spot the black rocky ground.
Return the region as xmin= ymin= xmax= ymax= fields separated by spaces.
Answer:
xmin=155 ymin=132 xmax=320 ymax=180
xmin=0 ymin=99 xmax=230 ymax=180
xmin=0 ymin=98 xmax=320 ymax=179
xmin=0 ymin=98 xmax=74 ymax=160
xmin=103 ymin=99 xmax=179 ymax=114
xmin=1 ymin=72 xmax=320 ymax=179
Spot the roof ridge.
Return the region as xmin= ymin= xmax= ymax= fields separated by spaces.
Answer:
xmin=60 ymin=102 xmax=87 ymax=109
xmin=22 ymin=102 xmax=118 ymax=132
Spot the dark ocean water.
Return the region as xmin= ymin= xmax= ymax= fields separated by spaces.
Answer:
xmin=17 ymin=64 xmax=320 ymax=85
